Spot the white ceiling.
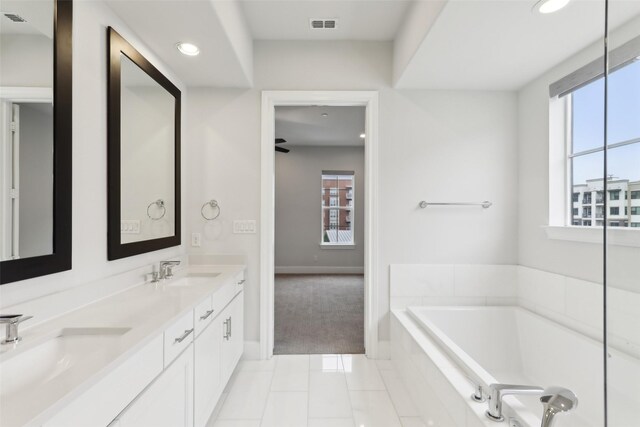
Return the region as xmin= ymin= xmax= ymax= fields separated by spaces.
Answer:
xmin=241 ymin=0 xmax=411 ymax=41
xmin=275 ymin=106 xmax=365 ymax=147
xmin=396 ymin=0 xmax=640 ymax=89
xmin=0 ymin=1 xmax=53 ymax=37
xmin=106 ymin=0 xmax=252 ymax=87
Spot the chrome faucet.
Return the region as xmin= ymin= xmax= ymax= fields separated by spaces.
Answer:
xmin=154 ymin=260 xmax=181 ymax=281
xmin=0 ymin=314 xmax=33 ymax=344
xmin=486 ymin=383 xmax=544 ymax=422
xmin=539 ymin=387 xmax=578 ymax=427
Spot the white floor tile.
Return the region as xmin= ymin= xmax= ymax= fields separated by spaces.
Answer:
xmin=207 ymin=392 xmax=228 ymax=426
xmin=375 ymin=359 xmax=394 ymax=371
xmin=271 ymin=355 xmax=309 ymax=391
xmin=238 ymin=359 xmax=277 ymax=372
xmin=308 ymin=372 xmax=352 ymax=418
xmin=349 ymin=390 xmax=402 ymax=427
xmin=218 ymin=371 xmax=273 ymax=420
xmin=213 ymin=421 xmax=261 ymax=427
xmin=342 ymin=354 xmax=386 ymax=390
xmin=379 ymin=369 xmax=420 ymax=417
xmin=310 ymin=354 xmax=344 ymax=372
xmin=308 ymin=418 xmax=355 ymax=427
xmin=260 ymin=391 xmax=308 ymax=427
xmin=399 ymin=417 xmax=427 ymax=427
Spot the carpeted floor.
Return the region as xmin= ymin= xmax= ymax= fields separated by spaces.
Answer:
xmin=274 ymin=274 xmax=365 ymax=355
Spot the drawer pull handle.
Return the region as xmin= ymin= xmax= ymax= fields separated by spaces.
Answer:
xmin=237 ymin=279 xmax=245 ymax=285
xmin=223 ymin=319 xmax=229 ymax=340
xmin=174 ymin=328 xmax=194 ymax=344
xmin=200 ymin=309 xmax=215 ymax=320
xmin=228 ymin=316 xmax=232 ymax=338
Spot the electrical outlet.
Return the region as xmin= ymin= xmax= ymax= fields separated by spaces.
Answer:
xmin=233 ymin=220 xmax=257 ymax=234
xmin=191 ymin=233 xmax=202 ymax=247
xmin=121 ymin=220 xmax=140 ymax=234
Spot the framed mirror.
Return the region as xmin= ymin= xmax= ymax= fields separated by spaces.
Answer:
xmin=107 ymin=28 xmax=181 ymax=260
xmin=0 ymin=0 xmax=72 ymax=284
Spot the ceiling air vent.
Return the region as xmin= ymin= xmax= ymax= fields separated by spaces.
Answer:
xmin=309 ymin=18 xmax=338 ymax=30
xmin=3 ymin=13 xmax=26 ymax=23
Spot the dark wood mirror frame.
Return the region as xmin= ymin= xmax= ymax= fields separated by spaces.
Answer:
xmin=0 ymin=0 xmax=73 ymax=285
xmin=107 ymin=28 xmax=181 ymax=260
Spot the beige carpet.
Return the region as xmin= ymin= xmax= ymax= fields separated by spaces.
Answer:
xmin=274 ymin=274 xmax=365 ymax=355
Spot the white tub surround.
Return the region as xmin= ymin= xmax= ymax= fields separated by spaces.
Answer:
xmin=390 ymin=264 xmax=640 ymax=359
xmin=0 ymin=263 xmax=245 ymax=427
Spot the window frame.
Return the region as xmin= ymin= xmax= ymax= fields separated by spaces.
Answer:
xmin=320 ymin=172 xmax=355 ymax=247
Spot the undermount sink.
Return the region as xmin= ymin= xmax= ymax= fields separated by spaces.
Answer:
xmin=164 ymin=273 xmax=221 ymax=287
xmin=0 ymin=327 xmax=130 ymax=397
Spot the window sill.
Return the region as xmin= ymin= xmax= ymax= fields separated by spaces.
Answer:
xmin=543 ymin=226 xmax=640 ymax=247
xmin=319 ymin=243 xmax=356 ymax=250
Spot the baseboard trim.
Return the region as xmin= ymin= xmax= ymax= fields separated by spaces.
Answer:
xmin=376 ymin=340 xmax=390 ymax=359
xmin=275 ymin=266 xmax=365 ymax=274
xmin=243 ymin=340 xmax=261 ymax=360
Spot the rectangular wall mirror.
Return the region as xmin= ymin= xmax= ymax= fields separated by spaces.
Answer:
xmin=107 ymin=28 xmax=181 ymax=260
xmin=0 ymin=0 xmax=72 ymax=284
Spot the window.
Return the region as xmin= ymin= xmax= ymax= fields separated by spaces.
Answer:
xmin=573 ymin=208 xmax=579 ymax=216
xmin=567 ymin=59 xmax=640 ymax=228
xmin=632 ymin=223 xmax=640 ymax=228
xmin=321 ymin=173 xmax=354 ymax=245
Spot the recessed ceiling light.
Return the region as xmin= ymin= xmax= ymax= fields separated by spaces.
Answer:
xmin=360 ymin=133 xmax=366 ymax=139
xmin=176 ymin=42 xmax=200 ymax=56
xmin=321 ymin=113 xmax=329 ymax=117
xmin=534 ymin=0 xmax=570 ymax=14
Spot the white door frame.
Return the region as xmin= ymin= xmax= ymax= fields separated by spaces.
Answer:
xmin=260 ymin=91 xmax=379 ymax=359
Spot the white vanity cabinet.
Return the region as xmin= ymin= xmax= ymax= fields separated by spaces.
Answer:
xmin=114 ymin=345 xmax=194 ymax=427
xmin=194 ymin=312 xmax=223 ymax=427
xmin=221 ymin=292 xmax=244 ymax=385
xmin=38 ymin=267 xmax=246 ymax=427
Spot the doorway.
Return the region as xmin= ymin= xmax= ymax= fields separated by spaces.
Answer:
xmin=273 ymin=106 xmax=365 ymax=354
xmin=260 ymin=91 xmax=379 ymax=360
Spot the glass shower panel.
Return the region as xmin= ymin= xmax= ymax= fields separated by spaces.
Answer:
xmin=605 ymin=1 xmax=640 ymax=425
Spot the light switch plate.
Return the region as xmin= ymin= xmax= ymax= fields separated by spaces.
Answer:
xmin=121 ymin=220 xmax=140 ymax=234
xmin=191 ymin=233 xmax=202 ymax=247
xmin=233 ymin=220 xmax=257 ymax=234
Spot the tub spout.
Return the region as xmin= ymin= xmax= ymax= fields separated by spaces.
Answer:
xmin=486 ymin=383 xmax=544 ymax=422
xmin=539 ymin=387 xmax=578 ymax=427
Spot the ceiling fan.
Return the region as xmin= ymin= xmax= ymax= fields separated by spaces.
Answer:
xmin=275 ymin=138 xmax=289 ymax=153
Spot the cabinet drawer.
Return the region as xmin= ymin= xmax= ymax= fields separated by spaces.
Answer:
xmin=212 ymin=281 xmax=238 ymax=315
xmin=234 ymin=270 xmax=245 ymax=291
xmin=164 ymin=311 xmax=194 ymax=367
xmin=194 ymin=296 xmax=214 ymax=337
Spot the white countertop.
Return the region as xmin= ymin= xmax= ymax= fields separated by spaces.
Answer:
xmin=0 ymin=264 xmax=245 ymax=427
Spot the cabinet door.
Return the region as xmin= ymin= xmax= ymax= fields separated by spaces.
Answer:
xmin=220 ymin=292 xmax=244 ymax=384
xmin=231 ymin=291 xmax=244 ymax=364
xmin=118 ymin=345 xmax=194 ymax=427
xmin=194 ymin=317 xmax=223 ymax=427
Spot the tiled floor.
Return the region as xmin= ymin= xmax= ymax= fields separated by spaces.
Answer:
xmin=209 ymin=354 xmax=426 ymax=427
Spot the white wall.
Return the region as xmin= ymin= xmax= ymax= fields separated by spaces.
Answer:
xmin=18 ymin=103 xmax=53 ymax=258
xmin=517 ymin=15 xmax=640 ymax=291
xmin=0 ymin=0 xmax=186 ymax=308
xmin=186 ymin=41 xmax=519 ymax=345
xmin=0 ymin=34 xmax=52 ymax=87
xmin=275 ymin=146 xmax=365 ymax=271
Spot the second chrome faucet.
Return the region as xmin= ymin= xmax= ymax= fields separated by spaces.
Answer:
xmin=151 ymin=260 xmax=181 ymax=283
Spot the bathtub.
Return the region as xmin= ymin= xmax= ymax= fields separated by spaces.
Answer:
xmin=396 ymin=306 xmax=640 ymax=427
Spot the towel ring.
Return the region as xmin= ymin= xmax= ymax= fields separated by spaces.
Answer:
xmin=201 ymin=199 xmax=221 ymax=221
xmin=147 ymin=199 xmax=166 ymax=220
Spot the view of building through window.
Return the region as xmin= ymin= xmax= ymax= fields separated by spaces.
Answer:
xmin=570 ymin=59 xmax=640 ymax=228
xmin=321 ymin=173 xmax=354 ymax=243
